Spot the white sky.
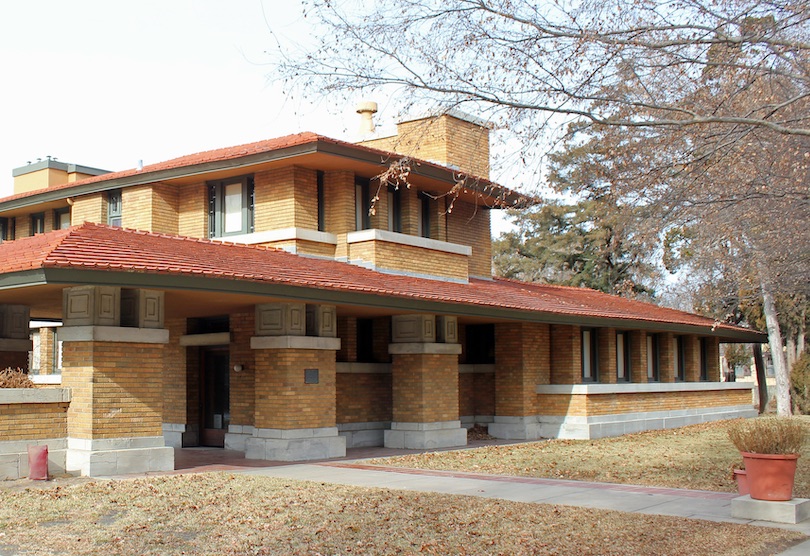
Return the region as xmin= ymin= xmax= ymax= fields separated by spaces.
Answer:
xmin=0 ymin=0 xmax=514 ymax=234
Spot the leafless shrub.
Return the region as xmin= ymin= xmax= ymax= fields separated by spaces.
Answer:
xmin=727 ymin=417 xmax=808 ymax=454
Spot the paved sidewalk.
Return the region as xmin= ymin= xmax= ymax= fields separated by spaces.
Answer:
xmin=242 ymin=460 xmax=810 ymax=554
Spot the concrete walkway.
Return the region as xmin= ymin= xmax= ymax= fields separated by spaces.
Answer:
xmin=239 ymin=459 xmax=810 ymax=555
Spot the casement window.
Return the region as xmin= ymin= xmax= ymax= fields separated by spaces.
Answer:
xmin=107 ymin=189 xmax=122 ymax=227
xmin=699 ymin=338 xmax=709 ymax=381
xmin=317 ymin=171 xmax=325 ymax=232
xmin=616 ymin=331 xmax=631 ymax=382
xmin=30 ymin=212 xmax=45 ymax=235
xmin=387 ymin=185 xmax=402 ymax=233
xmin=673 ymin=336 xmax=685 ymax=381
xmin=581 ymin=328 xmax=599 ymax=382
xmin=355 ymin=178 xmax=371 ymax=231
xmin=208 ymin=177 xmax=254 ymax=238
xmin=0 ymin=217 xmax=15 ymax=243
xmin=54 ymin=207 xmax=71 ymax=229
xmin=417 ymin=191 xmax=432 ymax=238
xmin=647 ymin=333 xmax=660 ymax=382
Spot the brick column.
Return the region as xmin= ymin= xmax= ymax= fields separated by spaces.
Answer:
xmin=60 ymin=286 xmax=173 ymax=477
xmin=684 ymin=335 xmax=701 ymax=382
xmin=629 ymin=330 xmax=648 ymax=383
xmin=705 ymin=337 xmax=721 ymax=381
xmin=489 ymin=322 xmax=550 ymax=440
xmin=245 ymin=303 xmax=344 ymax=461
xmin=384 ymin=314 xmax=465 ymax=449
xmin=550 ymin=324 xmax=581 ymax=384
xmin=659 ymin=332 xmax=675 ymax=382
xmin=598 ymin=328 xmax=617 ymax=384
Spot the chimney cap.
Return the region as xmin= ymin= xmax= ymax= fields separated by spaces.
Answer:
xmin=356 ymin=101 xmax=378 ymax=114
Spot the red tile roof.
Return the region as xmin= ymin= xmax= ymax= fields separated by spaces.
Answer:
xmin=0 ymin=223 xmax=760 ymax=338
xmin=0 ymin=132 xmax=516 ymax=205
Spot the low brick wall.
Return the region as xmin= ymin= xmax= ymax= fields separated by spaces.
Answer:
xmin=0 ymin=388 xmax=70 ymax=479
xmin=534 ymin=382 xmax=756 ymax=439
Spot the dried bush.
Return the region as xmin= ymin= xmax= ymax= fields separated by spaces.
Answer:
xmin=0 ymin=368 xmax=35 ymax=388
xmin=791 ymin=351 xmax=810 ymax=415
xmin=727 ymin=417 xmax=808 ymax=454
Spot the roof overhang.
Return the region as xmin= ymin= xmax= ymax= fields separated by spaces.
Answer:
xmin=0 ymin=266 xmax=766 ymax=342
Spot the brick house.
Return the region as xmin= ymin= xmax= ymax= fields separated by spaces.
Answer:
xmin=0 ymin=112 xmax=762 ymax=477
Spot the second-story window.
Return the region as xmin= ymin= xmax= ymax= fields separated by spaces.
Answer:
xmin=581 ymin=328 xmax=599 ymax=382
xmin=208 ymin=177 xmax=254 ymax=237
xmin=417 ymin=192 xmax=432 ymax=238
xmin=317 ymin=171 xmax=325 ymax=232
xmin=355 ymin=178 xmax=370 ymax=231
xmin=0 ymin=218 xmax=15 ymax=243
xmin=387 ymin=185 xmax=402 ymax=233
xmin=30 ymin=213 xmax=45 ymax=235
xmin=54 ymin=208 xmax=71 ymax=229
xmin=107 ymin=189 xmax=122 ymax=227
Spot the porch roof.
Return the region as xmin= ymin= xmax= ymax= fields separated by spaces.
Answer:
xmin=0 ymin=224 xmax=764 ymax=341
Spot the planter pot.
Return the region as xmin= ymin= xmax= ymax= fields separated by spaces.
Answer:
xmin=740 ymin=451 xmax=799 ymax=501
xmin=733 ymin=469 xmax=749 ymax=496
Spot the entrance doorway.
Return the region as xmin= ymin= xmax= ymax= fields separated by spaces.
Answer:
xmin=200 ymin=347 xmax=230 ymax=447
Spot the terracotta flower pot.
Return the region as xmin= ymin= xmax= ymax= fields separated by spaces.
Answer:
xmin=733 ymin=469 xmax=749 ymax=496
xmin=740 ymin=452 xmax=799 ymax=501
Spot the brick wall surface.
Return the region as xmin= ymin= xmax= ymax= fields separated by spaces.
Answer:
xmin=494 ymin=322 xmax=550 ymax=416
xmin=446 ymin=200 xmax=492 ymax=278
xmin=323 ymin=171 xmax=355 ymax=260
xmin=162 ymin=317 xmax=187 ymax=424
xmin=70 ymin=193 xmax=105 ymax=226
xmin=253 ymin=348 xmax=337 ymax=430
xmin=459 ymin=372 xmax=495 ymax=417
xmin=659 ymin=332 xmax=675 ymax=382
xmin=337 ymin=317 xmax=357 ymax=363
xmin=230 ymin=311 xmax=256 ymax=427
xmin=0 ymin=401 xmax=68 ymax=440
xmin=684 ymin=335 xmax=701 ymax=382
xmin=336 ymin=372 xmax=392 ymax=423
xmin=178 ymin=183 xmax=207 ymax=238
xmin=391 ymin=353 xmax=459 ymax=423
xmin=254 ymin=167 xmax=319 ymax=232
xmin=61 ymin=341 xmax=165 ymax=439
xmin=538 ymin=388 xmax=752 ymax=417
xmin=550 ymin=324 xmax=581 ymax=384
xmin=597 ymin=328 xmax=617 ymax=384
xmin=629 ymin=330 xmax=648 ymax=383
xmin=706 ymin=337 xmax=721 ymax=381
xmin=348 ymin=239 xmax=469 ymax=280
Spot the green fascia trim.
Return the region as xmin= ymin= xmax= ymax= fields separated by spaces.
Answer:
xmin=0 ymin=269 xmax=49 ymax=290
xmin=38 ymin=267 xmax=765 ymax=342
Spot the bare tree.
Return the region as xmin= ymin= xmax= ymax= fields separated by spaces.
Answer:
xmin=269 ymin=0 xmax=810 ymax=414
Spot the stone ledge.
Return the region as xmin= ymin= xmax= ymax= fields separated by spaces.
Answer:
xmin=731 ymin=495 xmax=810 ymax=524
xmin=59 ymin=326 xmax=169 ymax=344
xmin=388 ymin=343 xmax=462 ymax=355
xmin=0 ymin=388 xmax=70 ymax=404
xmin=245 ymin=435 xmax=345 ymax=461
xmin=537 ymin=382 xmax=754 ymax=395
xmin=179 ymin=332 xmax=230 ymax=346
xmin=250 ymin=336 xmax=341 ymax=351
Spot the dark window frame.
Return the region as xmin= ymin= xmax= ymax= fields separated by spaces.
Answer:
xmin=674 ymin=336 xmax=686 ymax=381
xmin=616 ymin=331 xmax=631 ymax=382
xmin=647 ymin=333 xmax=660 ymax=382
xmin=208 ymin=176 xmax=255 ymax=238
xmin=0 ymin=217 xmax=15 ymax=242
xmin=317 ymin=171 xmax=325 ymax=232
xmin=355 ymin=177 xmax=371 ymax=231
xmin=30 ymin=212 xmax=45 ymax=235
xmin=388 ymin=184 xmax=402 ymax=233
xmin=419 ymin=191 xmax=432 ymax=238
xmin=699 ymin=338 xmax=709 ymax=381
xmin=107 ymin=189 xmax=122 ymax=227
xmin=54 ymin=207 xmax=71 ymax=230
xmin=581 ymin=327 xmax=599 ymax=383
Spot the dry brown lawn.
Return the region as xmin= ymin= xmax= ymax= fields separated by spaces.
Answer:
xmin=0 ymin=418 xmax=808 ymax=554
xmin=368 ymin=419 xmax=810 ymax=498
xmin=0 ymin=473 xmax=805 ymax=555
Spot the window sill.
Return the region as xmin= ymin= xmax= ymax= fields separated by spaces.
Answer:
xmin=213 ymin=227 xmax=337 ymax=246
xmin=536 ymin=382 xmax=754 ymax=395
